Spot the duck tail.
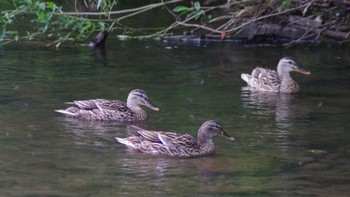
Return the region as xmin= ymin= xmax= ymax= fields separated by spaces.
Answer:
xmin=54 ymin=109 xmax=77 ymax=117
xmin=115 ymin=137 xmax=136 ymax=148
xmin=241 ymin=73 xmax=250 ymax=83
xmin=129 ymin=125 xmax=144 ymax=131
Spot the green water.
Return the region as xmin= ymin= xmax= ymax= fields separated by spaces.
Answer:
xmin=0 ymin=41 xmax=349 ymax=196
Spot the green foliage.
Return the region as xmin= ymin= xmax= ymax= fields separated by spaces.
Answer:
xmin=0 ymin=0 xmax=111 ymax=46
xmin=1 ymin=0 xmax=212 ymax=46
xmin=173 ymin=1 xmax=211 ymax=22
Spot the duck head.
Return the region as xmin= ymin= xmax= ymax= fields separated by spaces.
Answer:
xmin=198 ymin=120 xmax=235 ymax=144
xmin=277 ymin=57 xmax=311 ymax=77
xmin=127 ymin=89 xmax=160 ymax=111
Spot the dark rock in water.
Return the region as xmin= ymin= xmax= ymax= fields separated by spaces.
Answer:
xmin=88 ymin=31 xmax=108 ymax=47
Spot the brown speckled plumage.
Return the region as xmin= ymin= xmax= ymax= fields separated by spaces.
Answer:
xmin=116 ymin=120 xmax=235 ymax=157
xmin=55 ymin=89 xmax=159 ymax=121
xmin=241 ymin=57 xmax=311 ymax=93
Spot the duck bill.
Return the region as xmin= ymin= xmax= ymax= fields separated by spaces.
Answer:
xmin=144 ymin=100 xmax=160 ymax=111
xmin=221 ymin=131 xmax=235 ymax=141
xmin=294 ymin=67 xmax=311 ymax=75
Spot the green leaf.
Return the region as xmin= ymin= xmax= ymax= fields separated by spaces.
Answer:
xmin=194 ymin=1 xmax=201 ymax=11
xmin=10 ymin=31 xmax=18 ymax=35
xmin=98 ymin=22 xmax=106 ymax=31
xmin=173 ymin=5 xmax=189 ymax=13
xmin=97 ymin=0 xmax=103 ymax=10
xmin=48 ymin=2 xmax=55 ymax=9
xmin=37 ymin=11 xmax=46 ymax=22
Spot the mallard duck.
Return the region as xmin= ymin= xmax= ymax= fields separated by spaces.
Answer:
xmin=241 ymin=57 xmax=311 ymax=93
xmin=55 ymin=89 xmax=159 ymax=121
xmin=116 ymin=120 xmax=235 ymax=157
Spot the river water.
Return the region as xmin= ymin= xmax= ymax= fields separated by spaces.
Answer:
xmin=0 ymin=40 xmax=349 ymax=196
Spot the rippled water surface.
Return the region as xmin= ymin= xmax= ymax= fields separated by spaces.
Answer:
xmin=0 ymin=41 xmax=349 ymax=196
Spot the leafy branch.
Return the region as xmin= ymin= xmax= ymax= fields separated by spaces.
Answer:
xmin=0 ymin=0 xmax=189 ymax=46
xmin=1 ymin=0 xmax=349 ymax=46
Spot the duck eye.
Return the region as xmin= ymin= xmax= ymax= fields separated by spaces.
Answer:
xmin=137 ymin=94 xmax=144 ymax=98
xmin=141 ymin=95 xmax=148 ymax=100
xmin=215 ymin=125 xmax=222 ymax=130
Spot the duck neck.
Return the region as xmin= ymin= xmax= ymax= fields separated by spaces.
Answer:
xmin=127 ymin=104 xmax=142 ymax=111
xmin=126 ymin=98 xmax=147 ymax=119
xmin=198 ymin=129 xmax=215 ymax=152
xmin=129 ymin=105 xmax=147 ymax=120
xmin=278 ymin=71 xmax=300 ymax=93
xmin=277 ymin=67 xmax=295 ymax=84
xmin=200 ymin=141 xmax=215 ymax=153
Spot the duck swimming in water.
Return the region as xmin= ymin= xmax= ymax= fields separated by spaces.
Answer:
xmin=55 ymin=89 xmax=159 ymax=121
xmin=116 ymin=120 xmax=235 ymax=157
xmin=241 ymin=57 xmax=311 ymax=93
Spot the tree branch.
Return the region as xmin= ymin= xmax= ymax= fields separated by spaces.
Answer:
xmin=226 ymin=2 xmax=311 ymax=33
xmin=62 ymin=0 xmax=186 ymax=16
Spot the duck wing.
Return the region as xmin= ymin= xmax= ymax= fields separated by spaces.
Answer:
xmin=242 ymin=67 xmax=280 ymax=92
xmin=94 ymin=99 xmax=128 ymax=111
xmin=66 ymin=99 xmax=100 ymax=110
xmin=138 ymin=130 xmax=179 ymax=143
xmin=136 ymin=128 xmax=198 ymax=147
xmin=171 ymin=134 xmax=199 ymax=149
xmin=139 ymin=132 xmax=199 ymax=157
xmin=67 ymin=99 xmax=127 ymax=111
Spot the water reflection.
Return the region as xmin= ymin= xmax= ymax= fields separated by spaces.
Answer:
xmin=90 ymin=46 xmax=107 ymax=64
xmin=115 ymin=151 xmax=236 ymax=194
xmin=57 ymin=118 xmax=147 ymax=147
xmin=240 ymin=87 xmax=307 ymax=129
xmin=240 ymin=87 xmax=314 ymax=156
xmin=118 ymin=152 xmax=220 ymax=176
